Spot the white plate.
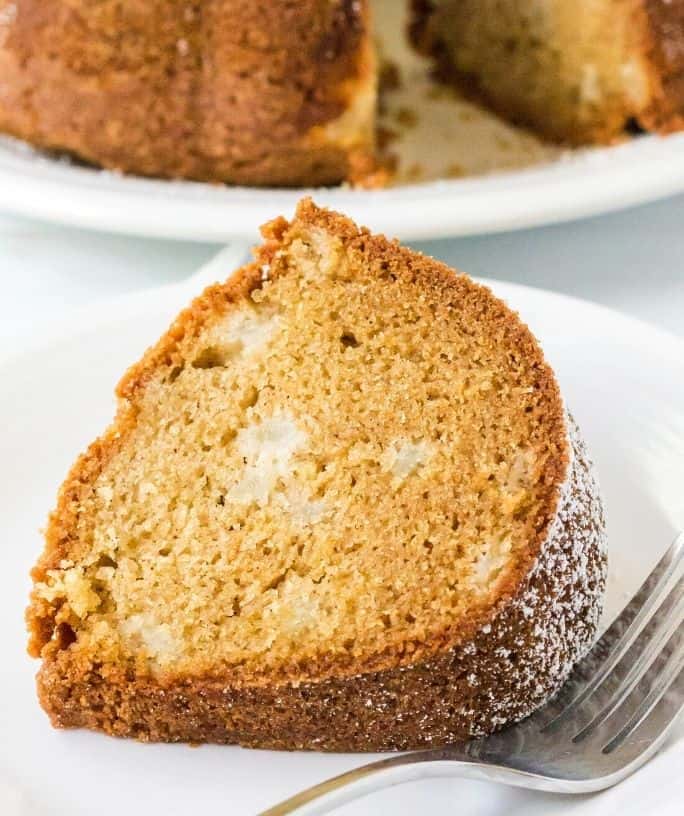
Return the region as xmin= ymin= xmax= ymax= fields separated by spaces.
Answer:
xmin=1 ymin=250 xmax=683 ymax=815
xmin=3 ymin=132 xmax=684 ymax=242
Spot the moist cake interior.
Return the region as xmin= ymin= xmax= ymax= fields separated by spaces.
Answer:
xmin=34 ymin=216 xmax=566 ymax=681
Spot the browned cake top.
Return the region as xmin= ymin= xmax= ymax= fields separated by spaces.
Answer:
xmin=28 ymin=200 xmax=568 ymax=687
xmin=0 ymin=1 xmax=376 ymax=186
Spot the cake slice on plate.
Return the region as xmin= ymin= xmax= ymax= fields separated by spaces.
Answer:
xmin=27 ymin=200 xmax=606 ymax=749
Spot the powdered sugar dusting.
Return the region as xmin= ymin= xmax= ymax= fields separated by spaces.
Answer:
xmin=445 ymin=413 xmax=606 ymax=735
xmin=299 ymin=412 xmax=607 ymax=748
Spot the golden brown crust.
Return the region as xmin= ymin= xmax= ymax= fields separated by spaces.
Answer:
xmin=0 ymin=1 xmax=374 ymax=186
xmin=28 ymin=199 xmax=606 ymax=747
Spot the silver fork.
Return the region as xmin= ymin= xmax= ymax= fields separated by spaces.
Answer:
xmin=260 ymin=531 xmax=684 ymax=816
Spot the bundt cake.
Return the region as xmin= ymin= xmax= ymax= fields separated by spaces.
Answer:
xmin=1 ymin=2 xmax=684 ymax=185
xmin=27 ymin=199 xmax=607 ymax=749
xmin=410 ymin=0 xmax=684 ymax=145
xmin=0 ymin=1 xmax=376 ymax=186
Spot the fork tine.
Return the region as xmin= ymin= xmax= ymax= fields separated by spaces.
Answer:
xmin=572 ymin=578 xmax=684 ymax=741
xmin=602 ymin=636 xmax=684 ymax=755
xmin=543 ymin=531 xmax=684 ymax=730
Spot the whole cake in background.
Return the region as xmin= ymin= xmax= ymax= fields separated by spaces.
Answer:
xmin=0 ymin=0 xmax=682 ymax=186
xmin=27 ymin=200 xmax=607 ymax=749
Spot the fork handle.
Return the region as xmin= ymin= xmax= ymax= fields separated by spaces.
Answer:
xmin=258 ymin=747 xmax=555 ymax=816
xmin=258 ymin=752 xmax=460 ymax=816
xmin=257 ymin=744 xmax=594 ymax=815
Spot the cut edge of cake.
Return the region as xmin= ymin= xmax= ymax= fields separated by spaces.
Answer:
xmin=410 ymin=0 xmax=684 ymax=145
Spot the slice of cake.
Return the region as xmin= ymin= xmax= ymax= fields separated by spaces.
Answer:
xmin=27 ymin=200 xmax=606 ymax=749
xmin=411 ymin=0 xmax=684 ymax=144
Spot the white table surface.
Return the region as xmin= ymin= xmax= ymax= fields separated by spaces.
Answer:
xmin=1 ymin=193 xmax=683 ymax=352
